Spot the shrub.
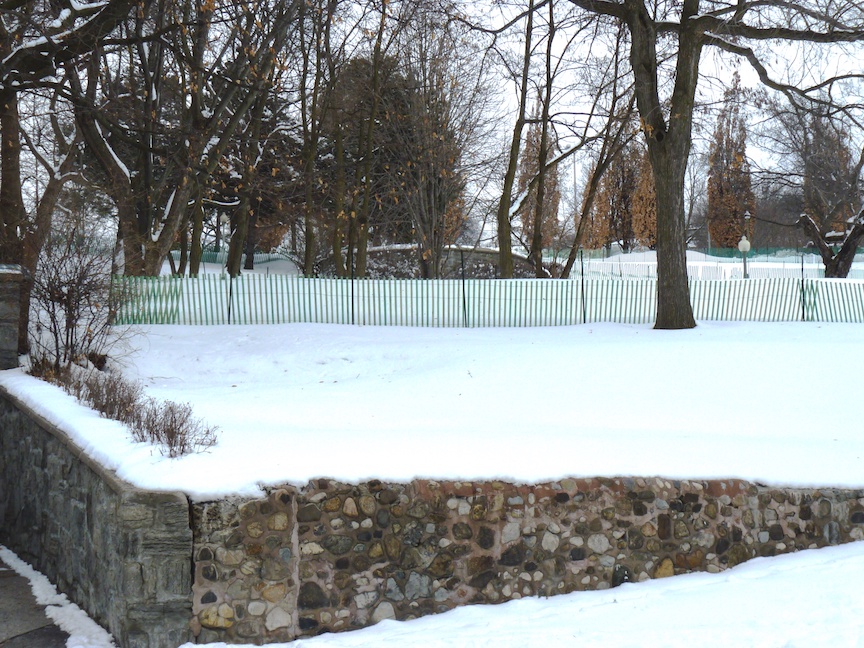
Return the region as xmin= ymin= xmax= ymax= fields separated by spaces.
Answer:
xmin=28 ymin=220 xmax=119 ymax=369
xmin=134 ymin=398 xmax=218 ymax=458
xmin=29 ymin=363 xmax=217 ymax=458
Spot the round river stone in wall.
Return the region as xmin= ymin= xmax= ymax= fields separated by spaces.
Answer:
xmin=298 ymin=582 xmax=330 ymax=609
xmin=372 ymin=602 xmax=396 ymax=623
xmin=587 ymin=534 xmax=610 ymax=553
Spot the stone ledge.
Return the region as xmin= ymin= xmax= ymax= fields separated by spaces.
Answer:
xmin=0 ymin=390 xmax=193 ymax=648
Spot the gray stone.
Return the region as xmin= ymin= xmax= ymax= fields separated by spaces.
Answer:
xmin=298 ymin=582 xmax=330 ymax=609
xmin=452 ymin=522 xmax=473 ymax=540
xmin=427 ymin=553 xmax=454 ymax=578
xmin=477 ymin=526 xmax=495 ymax=550
xmin=297 ymin=504 xmax=322 ymax=522
xmin=587 ymin=534 xmax=610 ymax=553
xmin=247 ymin=601 xmax=267 ymax=616
xmin=408 ymin=502 xmax=431 ymax=518
xmin=405 ymin=572 xmax=431 ymax=600
xmin=541 ymin=531 xmax=560 ymax=552
xmin=372 ymin=602 xmax=396 ymax=623
xmin=265 ymin=607 xmax=292 ymax=631
xmin=0 ymin=393 xmax=193 ymax=648
xmin=501 ymin=522 xmax=521 ymax=545
xmin=354 ymin=591 xmax=379 ymax=609
xmin=322 ymin=535 xmax=354 ymax=555
xmin=824 ymin=521 xmax=841 ymax=545
xmin=385 ymin=578 xmax=405 ymax=601
xmin=262 ymin=558 xmax=291 ymax=581
xmin=498 ymin=543 xmax=526 ymax=566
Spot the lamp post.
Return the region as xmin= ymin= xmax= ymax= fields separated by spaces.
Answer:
xmin=215 ymin=213 xmax=230 ymax=253
xmin=738 ymin=210 xmax=751 ymax=279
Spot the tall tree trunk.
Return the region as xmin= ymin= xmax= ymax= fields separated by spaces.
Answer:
xmin=324 ymin=0 xmax=347 ymax=278
xmin=2 ymin=87 xmax=42 ymax=352
xmin=650 ymin=147 xmax=695 ymax=327
xmin=178 ymin=225 xmax=189 ymax=275
xmin=228 ymin=203 xmax=247 ymax=278
xmin=531 ymin=0 xmax=555 ymax=278
xmin=243 ymin=206 xmax=259 ymax=271
xmin=626 ymin=0 xmax=698 ymax=329
xmin=228 ymin=91 xmax=267 ymax=278
xmin=349 ymin=0 xmax=388 ymax=279
xmin=72 ymin=65 xmax=145 ymax=275
xmin=356 ymin=222 xmax=369 ymax=277
xmin=0 ymin=92 xmax=25 ymax=267
xmin=331 ymin=129 xmax=348 ymax=277
xmin=189 ymin=197 xmax=204 ymax=276
xmin=496 ymin=0 xmax=535 ymax=278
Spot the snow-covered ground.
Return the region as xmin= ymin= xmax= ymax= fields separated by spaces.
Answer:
xmin=3 ymin=321 xmax=863 ymax=499
xmin=6 ymin=518 xmax=864 ymax=647
xmin=2 ymin=319 xmax=864 ymax=646
xmin=0 ymin=545 xmax=117 ymax=648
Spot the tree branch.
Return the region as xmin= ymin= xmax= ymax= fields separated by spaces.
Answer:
xmin=1 ymin=0 xmax=135 ymax=92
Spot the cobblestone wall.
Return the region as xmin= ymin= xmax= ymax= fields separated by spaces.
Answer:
xmin=191 ymin=477 xmax=864 ymax=643
xmin=0 ymin=389 xmax=193 ymax=648
xmin=0 ymin=266 xmax=23 ymax=369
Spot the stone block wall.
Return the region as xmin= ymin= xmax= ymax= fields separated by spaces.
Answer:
xmin=0 ymin=265 xmax=23 ymax=369
xmin=0 ymin=389 xmax=193 ymax=648
xmin=191 ymin=476 xmax=864 ymax=643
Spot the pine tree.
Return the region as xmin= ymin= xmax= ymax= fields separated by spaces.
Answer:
xmin=591 ymin=144 xmax=642 ymax=251
xmin=631 ymin=151 xmax=657 ymax=249
xmin=583 ymin=144 xmax=655 ymax=251
xmin=515 ymin=104 xmax=561 ymax=255
xmin=707 ymin=72 xmax=755 ymax=248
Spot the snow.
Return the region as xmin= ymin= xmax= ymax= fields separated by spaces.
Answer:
xmin=6 ymin=538 xmax=864 ymax=647
xmin=3 ymin=319 xmax=864 ymax=645
xmin=152 ymin=189 xmax=176 ymax=241
xmin=69 ymin=0 xmax=109 ymax=10
xmin=0 ymin=546 xmax=117 ymax=648
xmin=48 ymin=9 xmax=72 ymax=30
xmin=95 ymin=122 xmax=130 ymax=180
xmin=3 ymin=321 xmax=864 ymax=500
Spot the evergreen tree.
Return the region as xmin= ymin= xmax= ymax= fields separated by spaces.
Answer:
xmin=707 ymin=73 xmax=755 ymax=248
xmin=584 ymin=144 xmax=655 ymax=251
xmin=632 ymin=151 xmax=657 ymax=249
xmin=591 ymin=144 xmax=641 ymax=251
xmin=515 ymin=104 xmax=561 ymax=257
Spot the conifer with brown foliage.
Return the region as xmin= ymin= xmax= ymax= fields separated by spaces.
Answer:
xmin=707 ymin=73 xmax=755 ymax=248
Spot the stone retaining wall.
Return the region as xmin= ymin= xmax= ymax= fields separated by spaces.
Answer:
xmin=3 ymin=378 xmax=864 ymax=646
xmin=0 ymin=389 xmax=193 ymax=648
xmin=191 ymin=476 xmax=864 ymax=643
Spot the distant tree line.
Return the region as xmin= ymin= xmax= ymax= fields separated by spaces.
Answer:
xmin=5 ymin=0 xmax=864 ymax=348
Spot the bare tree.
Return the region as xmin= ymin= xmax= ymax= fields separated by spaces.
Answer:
xmin=492 ymin=0 xmax=537 ymax=278
xmin=29 ymin=206 xmax=118 ymax=370
xmin=1 ymin=0 xmax=133 ymax=352
xmin=385 ymin=0 xmax=497 ymax=278
xmin=566 ymin=0 xmax=864 ymax=328
xmin=68 ymin=0 xmax=297 ymax=276
xmin=755 ymin=94 xmax=864 ymax=276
